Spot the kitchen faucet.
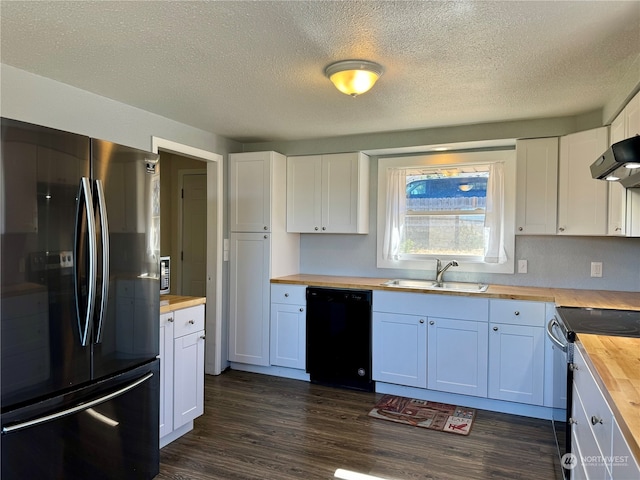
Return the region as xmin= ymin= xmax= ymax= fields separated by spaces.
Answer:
xmin=435 ymin=259 xmax=459 ymax=285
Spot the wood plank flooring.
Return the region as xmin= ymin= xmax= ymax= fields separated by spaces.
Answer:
xmin=157 ymin=370 xmax=562 ymax=480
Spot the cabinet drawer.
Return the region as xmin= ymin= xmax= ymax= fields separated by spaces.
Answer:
xmin=573 ymin=347 xmax=613 ymax=470
xmin=489 ymin=299 xmax=545 ymax=326
xmin=174 ymin=304 xmax=205 ymax=337
xmin=271 ymin=284 xmax=307 ymax=305
xmin=572 ymin=384 xmax=611 ymax=479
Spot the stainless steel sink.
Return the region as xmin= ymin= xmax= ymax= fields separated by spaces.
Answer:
xmin=382 ymin=279 xmax=489 ymax=293
xmin=381 ymin=279 xmax=438 ymax=289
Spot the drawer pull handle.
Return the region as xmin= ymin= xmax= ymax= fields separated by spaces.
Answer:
xmin=200 ymin=335 xmax=206 ymax=340
xmin=168 ymin=318 xmax=174 ymax=323
xmin=591 ymin=416 xmax=603 ymax=426
xmin=284 ymin=293 xmax=289 ymax=297
xmin=189 ymin=320 xmax=195 ymax=325
xmin=429 ymin=320 xmax=434 ymax=325
xmin=299 ymin=308 xmax=304 ymax=312
xmin=514 ymin=311 xmax=520 ymax=316
xmin=493 ymin=326 xmax=499 ymax=331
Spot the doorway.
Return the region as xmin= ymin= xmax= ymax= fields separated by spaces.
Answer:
xmin=152 ymin=137 xmax=223 ymax=376
xmin=179 ymin=171 xmax=207 ymax=297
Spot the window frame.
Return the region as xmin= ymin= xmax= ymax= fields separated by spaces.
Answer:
xmin=376 ymin=149 xmax=516 ymax=274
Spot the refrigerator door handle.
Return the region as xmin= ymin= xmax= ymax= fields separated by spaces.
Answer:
xmin=95 ymin=179 xmax=109 ymax=343
xmin=1 ymin=372 xmax=153 ymax=434
xmin=74 ymin=177 xmax=97 ymax=347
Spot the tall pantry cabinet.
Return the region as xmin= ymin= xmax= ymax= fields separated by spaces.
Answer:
xmin=228 ymin=152 xmax=300 ymax=366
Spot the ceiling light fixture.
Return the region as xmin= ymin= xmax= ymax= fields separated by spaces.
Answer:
xmin=325 ymin=60 xmax=384 ymax=97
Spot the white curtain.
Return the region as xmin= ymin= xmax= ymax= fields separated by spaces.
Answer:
xmin=382 ymin=168 xmax=406 ymax=260
xmin=483 ymin=162 xmax=506 ymax=263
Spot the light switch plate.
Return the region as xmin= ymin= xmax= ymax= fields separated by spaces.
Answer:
xmin=518 ymin=259 xmax=528 ymax=274
xmin=590 ymin=262 xmax=603 ymax=277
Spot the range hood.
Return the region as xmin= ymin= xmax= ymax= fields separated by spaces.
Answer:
xmin=590 ymin=135 xmax=640 ymax=188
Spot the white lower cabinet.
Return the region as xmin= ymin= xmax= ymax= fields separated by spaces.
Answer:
xmin=160 ymin=304 xmax=205 ymax=448
xmin=611 ymin=417 xmax=640 ymax=479
xmin=571 ymin=344 xmax=640 ymax=479
xmin=372 ymin=311 xmax=427 ymax=388
xmin=270 ymin=284 xmax=307 ymax=370
xmin=572 ymin=345 xmax=613 ymax=479
xmin=427 ymin=317 xmax=488 ymax=397
xmin=159 ymin=312 xmax=174 ymax=439
xmin=488 ymin=299 xmax=546 ymax=405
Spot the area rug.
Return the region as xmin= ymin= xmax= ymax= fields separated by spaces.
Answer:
xmin=368 ymin=394 xmax=476 ymax=436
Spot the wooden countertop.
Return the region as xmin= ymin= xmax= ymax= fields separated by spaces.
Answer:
xmin=160 ymin=295 xmax=206 ymax=314
xmin=578 ymin=335 xmax=640 ymax=461
xmin=272 ymin=274 xmax=640 ymax=310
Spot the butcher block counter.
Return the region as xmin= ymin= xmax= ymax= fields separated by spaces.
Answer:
xmin=272 ymin=273 xmax=640 ymax=460
xmin=160 ymin=295 xmax=206 ymax=314
xmin=271 ymin=273 xmax=640 ymax=310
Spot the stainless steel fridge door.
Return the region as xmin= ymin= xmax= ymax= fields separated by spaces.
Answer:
xmin=91 ymin=139 xmax=160 ymax=380
xmin=1 ymin=118 xmax=92 ymax=408
xmin=1 ymin=359 xmax=160 ymax=480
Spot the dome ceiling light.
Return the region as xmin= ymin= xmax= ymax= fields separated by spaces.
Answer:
xmin=324 ymin=60 xmax=384 ymax=97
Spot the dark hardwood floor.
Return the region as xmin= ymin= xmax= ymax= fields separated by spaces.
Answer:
xmin=158 ymin=370 xmax=561 ymax=480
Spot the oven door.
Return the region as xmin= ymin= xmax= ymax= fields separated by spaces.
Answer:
xmin=547 ymin=316 xmax=571 ymax=479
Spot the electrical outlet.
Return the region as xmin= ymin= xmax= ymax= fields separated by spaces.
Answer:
xmin=518 ymin=259 xmax=528 ymax=274
xmin=590 ymin=262 xmax=603 ymax=278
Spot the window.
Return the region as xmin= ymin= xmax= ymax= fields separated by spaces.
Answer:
xmin=403 ymin=166 xmax=489 ymax=257
xmin=377 ymin=149 xmax=516 ymax=274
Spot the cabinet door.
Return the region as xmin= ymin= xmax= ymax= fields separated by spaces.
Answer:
xmin=228 ymin=232 xmax=271 ymax=366
xmin=608 ymin=91 xmax=640 ymax=237
xmin=558 ymin=127 xmax=609 ymax=235
xmin=488 ymin=323 xmax=544 ymax=405
xmin=427 ymin=317 xmax=488 ymax=397
xmin=173 ymin=330 xmax=205 ymax=428
xmin=230 ymin=152 xmax=273 ymax=232
xmin=159 ymin=312 xmax=174 ymax=439
xmin=286 ymin=155 xmax=322 ymax=233
xmin=270 ymin=303 xmax=306 ymax=369
xmin=626 ymin=90 xmax=640 ymax=137
xmin=372 ymin=311 xmax=426 ymax=388
xmin=612 ymin=417 xmax=640 ymax=479
xmin=322 ymin=152 xmax=369 ymax=234
xmin=515 ymin=137 xmax=559 ymax=235
xmin=608 ymin=112 xmax=627 ymax=235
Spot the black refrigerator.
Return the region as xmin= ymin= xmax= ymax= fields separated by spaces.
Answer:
xmin=1 ymin=118 xmax=161 ymax=479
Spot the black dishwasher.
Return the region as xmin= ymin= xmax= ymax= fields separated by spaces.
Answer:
xmin=306 ymin=287 xmax=374 ymax=392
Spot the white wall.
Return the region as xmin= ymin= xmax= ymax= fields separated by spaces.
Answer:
xmin=1 ymin=64 xmax=240 ymax=155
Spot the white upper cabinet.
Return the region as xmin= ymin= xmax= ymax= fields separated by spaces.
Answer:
xmin=558 ymin=127 xmax=609 ymax=235
xmin=515 ymin=137 xmax=559 ymax=235
xmin=230 ymin=151 xmax=285 ymax=232
xmin=608 ymin=90 xmax=640 ymax=237
xmin=287 ymin=152 xmax=370 ymax=234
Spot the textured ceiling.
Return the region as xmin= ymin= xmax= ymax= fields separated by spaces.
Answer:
xmin=1 ymin=1 xmax=639 ymax=143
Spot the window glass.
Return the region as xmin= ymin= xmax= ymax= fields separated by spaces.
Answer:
xmin=403 ymin=167 xmax=489 ymax=257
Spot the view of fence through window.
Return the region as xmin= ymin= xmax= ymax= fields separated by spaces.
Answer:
xmin=402 ymin=167 xmax=490 ymax=257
